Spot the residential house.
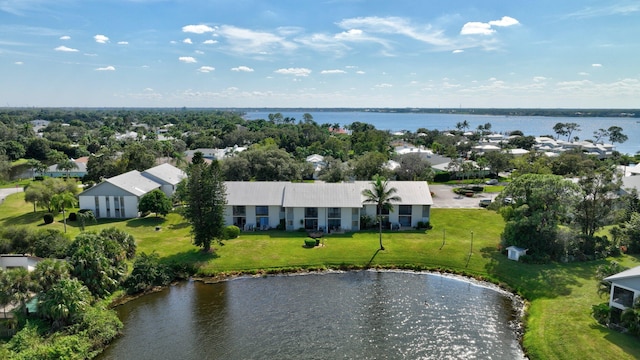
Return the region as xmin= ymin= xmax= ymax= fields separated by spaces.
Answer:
xmin=39 ymin=157 xmax=88 ymax=178
xmin=78 ymin=163 xmax=185 ymax=218
xmin=224 ymin=181 xmax=433 ymax=232
xmin=604 ymin=266 xmax=640 ymax=320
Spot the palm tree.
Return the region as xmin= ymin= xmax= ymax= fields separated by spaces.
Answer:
xmin=38 ymin=278 xmax=92 ymax=329
xmin=362 ymin=174 xmax=402 ymax=250
xmin=51 ymin=192 xmax=77 ymax=233
xmin=56 ymin=159 xmax=78 ymax=179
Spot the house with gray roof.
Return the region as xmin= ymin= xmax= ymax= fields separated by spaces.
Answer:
xmin=224 ymin=181 xmax=433 ymax=232
xmin=78 ymin=163 xmax=185 ymax=218
xmin=604 ymin=265 xmax=640 ymax=320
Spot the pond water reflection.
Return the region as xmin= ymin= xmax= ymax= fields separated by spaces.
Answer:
xmin=99 ymin=271 xmax=526 ymax=360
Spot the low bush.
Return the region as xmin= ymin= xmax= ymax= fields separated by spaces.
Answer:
xmin=304 ymin=238 xmax=317 ymax=247
xmin=68 ymin=212 xmax=77 ymax=221
xmin=591 ymin=303 xmax=610 ymax=325
xmin=223 ymin=225 xmax=240 ymax=240
xmin=43 ymin=213 xmax=54 ymax=224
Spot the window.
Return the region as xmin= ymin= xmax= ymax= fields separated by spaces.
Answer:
xmin=399 ymin=205 xmax=412 ymax=227
xmin=612 ymin=286 xmax=635 ymax=308
xmin=106 ymin=196 xmax=111 ymax=217
xmin=328 ymin=207 xmax=341 ymax=231
xmin=114 ymin=195 xmax=121 ymax=217
xmin=304 ymin=207 xmax=318 ymax=230
xmin=120 ymin=197 xmax=125 ymax=218
xmin=94 ymin=196 xmax=100 ymax=218
xmin=233 ymin=206 xmax=246 ymax=229
xmin=328 ymin=207 xmax=341 ymax=219
xmin=422 ymin=205 xmax=430 ymax=218
xmin=256 ymin=206 xmax=269 ymax=230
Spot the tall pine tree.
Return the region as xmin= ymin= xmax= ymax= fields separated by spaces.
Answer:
xmin=184 ymin=152 xmax=227 ymax=252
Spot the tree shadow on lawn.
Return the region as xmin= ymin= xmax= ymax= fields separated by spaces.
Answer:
xmin=1 ymin=211 xmax=47 ymax=226
xmin=480 ymin=246 xmax=601 ymax=300
xmin=125 ymin=217 xmax=167 ymax=228
xmin=589 ymin=322 xmax=640 ymax=358
xmin=161 ymin=248 xmax=219 ymax=268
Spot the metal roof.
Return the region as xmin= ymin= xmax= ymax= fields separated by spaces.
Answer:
xmin=605 ymin=265 xmax=640 ymax=282
xmin=225 ymin=182 xmax=287 ymax=206
xmin=106 ymin=170 xmax=161 ymax=197
xmin=283 ymin=182 xmax=363 ymax=208
xmin=142 ymin=163 xmax=186 ymax=186
xmin=224 ymin=181 xmax=433 ymax=208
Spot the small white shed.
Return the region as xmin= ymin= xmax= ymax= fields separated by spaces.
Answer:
xmin=506 ymin=246 xmax=527 ymax=261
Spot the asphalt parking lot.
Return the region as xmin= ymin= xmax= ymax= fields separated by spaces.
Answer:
xmin=429 ymin=184 xmax=496 ymax=209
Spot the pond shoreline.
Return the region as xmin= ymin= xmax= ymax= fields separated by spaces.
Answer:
xmin=111 ymin=266 xmax=529 ymax=358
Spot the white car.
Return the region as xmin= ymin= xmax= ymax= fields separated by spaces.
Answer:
xmin=485 ymin=179 xmax=499 ymax=185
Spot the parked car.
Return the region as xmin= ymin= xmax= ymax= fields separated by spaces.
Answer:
xmin=503 ymin=197 xmax=513 ymax=204
xmin=485 ymin=179 xmax=499 ymax=185
xmin=479 ymin=199 xmax=492 ymax=207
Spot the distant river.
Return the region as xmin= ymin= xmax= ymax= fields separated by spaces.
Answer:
xmin=244 ymin=111 xmax=640 ymax=155
xmin=98 ymin=271 xmax=526 ymax=360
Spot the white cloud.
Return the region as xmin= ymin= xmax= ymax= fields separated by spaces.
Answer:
xmin=489 ymin=16 xmax=520 ymax=27
xmin=118 ymin=41 xmax=129 ymax=45
xmin=182 ymin=24 xmax=215 ymax=34
xmin=337 ymin=16 xmax=451 ymax=47
xmin=565 ymin=4 xmax=640 ymax=19
xmin=533 ymin=76 xmax=547 ymax=82
xmin=94 ymin=34 xmax=109 ymax=44
xmin=197 ymin=66 xmax=215 ymax=73
xmin=461 ymin=16 xmax=519 ymax=35
xmin=452 ymin=49 xmax=464 ymax=53
xmin=274 ymin=67 xmax=311 ymax=76
xmin=218 ymin=25 xmax=297 ymax=55
xmin=195 ymin=50 xmax=204 ymax=54
xmin=203 ymin=39 xmax=218 ymax=44
xmin=54 ymin=45 xmax=78 ymax=52
xmin=320 ymin=69 xmax=346 ymax=74
xmin=579 ymin=72 xmax=590 ymax=76
xmin=179 ymin=56 xmax=197 ymax=63
xmin=183 ymin=38 xmax=193 ymax=44
xmin=96 ymin=66 xmax=115 ymax=71
xmin=356 ymin=70 xmax=365 ymax=74
xmin=232 ymin=66 xmax=254 ymax=72
xmin=375 ymin=83 xmax=393 ymax=88
xmin=461 ymin=22 xmax=494 ymax=35
xmin=59 ymin=35 xmax=70 ymax=40
xmin=14 ymin=61 xmax=23 ymax=65
xmin=592 ymin=63 xmax=603 ymax=67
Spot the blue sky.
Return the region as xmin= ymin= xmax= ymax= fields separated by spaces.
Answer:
xmin=1 ymin=0 xmax=639 ymax=108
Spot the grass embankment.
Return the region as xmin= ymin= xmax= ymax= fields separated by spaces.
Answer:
xmin=1 ymin=191 xmax=639 ymax=359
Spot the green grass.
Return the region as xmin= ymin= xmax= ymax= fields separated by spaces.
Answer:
xmin=1 ymin=192 xmax=640 ymax=359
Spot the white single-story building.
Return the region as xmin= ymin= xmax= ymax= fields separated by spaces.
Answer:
xmin=224 ymin=181 xmax=433 ymax=232
xmin=0 ymin=254 xmax=43 ymax=272
xmin=604 ymin=265 xmax=640 ymax=311
xmin=505 ymin=246 xmax=527 ymax=261
xmin=78 ymin=163 xmax=186 ymax=219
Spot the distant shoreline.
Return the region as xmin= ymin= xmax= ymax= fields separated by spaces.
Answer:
xmin=1 ymin=107 xmax=638 ymax=118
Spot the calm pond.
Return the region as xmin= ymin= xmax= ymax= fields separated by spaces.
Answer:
xmin=98 ymin=271 xmax=526 ymax=360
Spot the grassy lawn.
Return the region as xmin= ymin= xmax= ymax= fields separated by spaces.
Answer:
xmin=1 ymin=192 xmax=640 ymax=359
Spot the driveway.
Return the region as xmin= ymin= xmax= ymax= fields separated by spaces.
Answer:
xmin=0 ymin=186 xmax=23 ymax=204
xmin=429 ymin=184 xmax=496 ymax=209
